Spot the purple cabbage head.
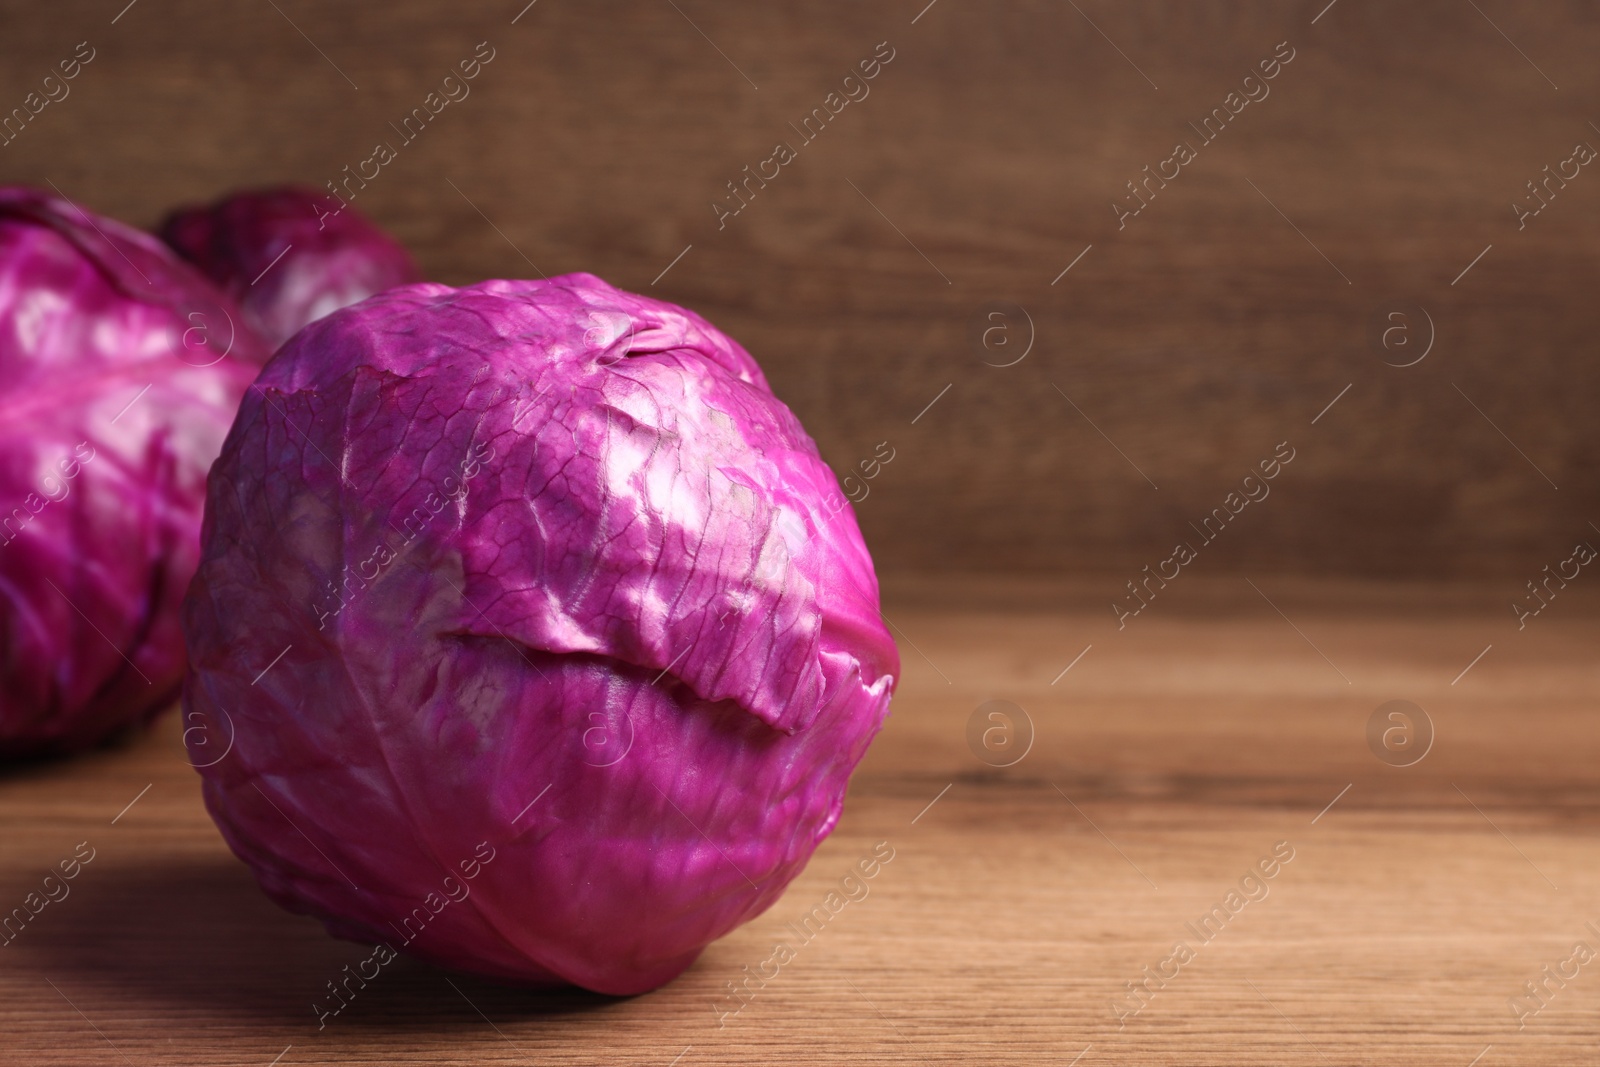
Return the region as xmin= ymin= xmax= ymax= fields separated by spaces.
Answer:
xmin=161 ymin=186 xmax=421 ymax=351
xmin=0 ymin=187 xmax=267 ymax=755
xmin=182 ymin=273 xmax=898 ymax=994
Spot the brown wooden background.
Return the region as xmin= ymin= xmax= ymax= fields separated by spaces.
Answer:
xmin=5 ymin=0 xmax=1598 ymax=579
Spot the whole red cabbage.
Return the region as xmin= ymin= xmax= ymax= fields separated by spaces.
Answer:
xmin=161 ymin=186 xmax=421 ymax=351
xmin=0 ymin=187 xmax=267 ymax=755
xmin=182 ymin=274 xmax=898 ymax=994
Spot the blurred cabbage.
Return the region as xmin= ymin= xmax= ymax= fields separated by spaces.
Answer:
xmin=0 ymin=186 xmax=266 ymax=755
xmin=161 ymin=186 xmax=421 ymax=351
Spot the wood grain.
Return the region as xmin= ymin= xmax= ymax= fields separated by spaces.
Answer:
xmin=3 ymin=578 xmax=1598 ymax=1065
xmin=2 ymin=1 xmax=1598 ymax=577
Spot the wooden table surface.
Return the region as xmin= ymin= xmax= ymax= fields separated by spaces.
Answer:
xmin=4 ymin=574 xmax=1598 ymax=1066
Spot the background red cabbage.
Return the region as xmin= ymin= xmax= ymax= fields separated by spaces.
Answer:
xmin=0 ymin=187 xmax=266 ymax=755
xmin=182 ymin=273 xmax=898 ymax=994
xmin=161 ymin=186 xmax=422 ymax=351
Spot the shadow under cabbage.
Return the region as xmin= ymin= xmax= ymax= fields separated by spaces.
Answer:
xmin=0 ymin=719 xmax=150 ymax=779
xmin=24 ymin=856 xmax=620 ymax=1029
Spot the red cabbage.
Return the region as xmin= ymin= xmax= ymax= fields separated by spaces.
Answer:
xmin=161 ymin=186 xmax=421 ymax=351
xmin=182 ymin=274 xmax=898 ymax=994
xmin=0 ymin=187 xmax=266 ymax=755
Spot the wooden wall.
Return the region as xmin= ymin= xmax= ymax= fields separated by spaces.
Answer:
xmin=4 ymin=0 xmax=1598 ymax=578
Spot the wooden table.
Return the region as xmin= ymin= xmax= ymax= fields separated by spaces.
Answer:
xmin=4 ymin=575 xmax=1596 ymax=1065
